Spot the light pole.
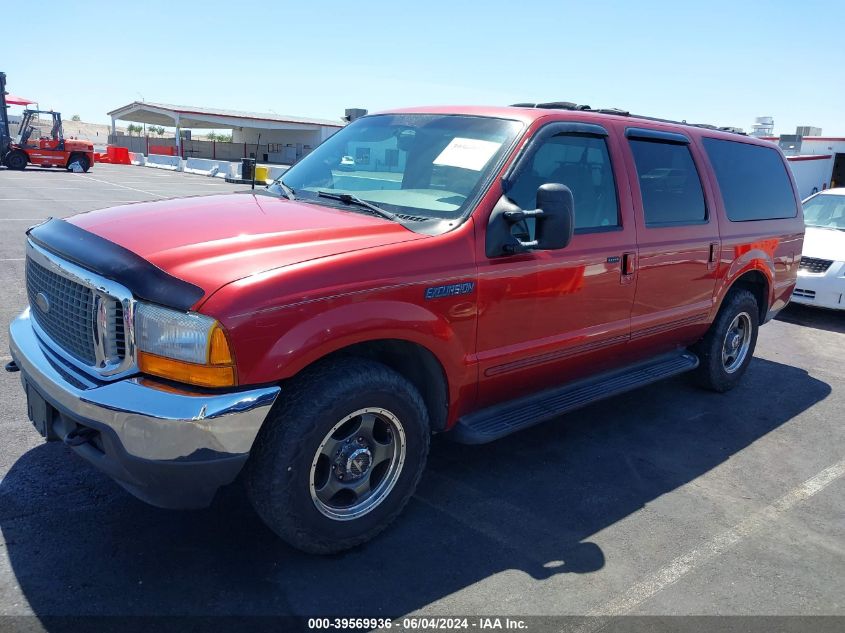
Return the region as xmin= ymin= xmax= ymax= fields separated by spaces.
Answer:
xmin=136 ymin=92 xmax=146 ymax=137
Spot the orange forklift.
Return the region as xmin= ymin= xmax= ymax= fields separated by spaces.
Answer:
xmin=1 ymin=71 xmax=94 ymax=172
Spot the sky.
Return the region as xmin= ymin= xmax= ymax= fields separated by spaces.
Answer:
xmin=4 ymin=0 xmax=844 ymax=135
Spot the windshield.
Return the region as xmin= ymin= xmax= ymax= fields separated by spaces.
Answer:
xmin=803 ymin=193 xmax=845 ymax=230
xmin=271 ymin=114 xmax=523 ymax=222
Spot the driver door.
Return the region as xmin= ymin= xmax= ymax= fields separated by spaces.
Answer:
xmin=474 ymin=122 xmax=638 ymax=408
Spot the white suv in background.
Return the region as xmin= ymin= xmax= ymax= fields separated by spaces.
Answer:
xmin=792 ymin=188 xmax=845 ymax=310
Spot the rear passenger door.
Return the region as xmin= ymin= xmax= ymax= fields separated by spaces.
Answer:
xmin=620 ymin=127 xmax=720 ymax=352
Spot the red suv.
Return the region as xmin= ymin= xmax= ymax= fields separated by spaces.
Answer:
xmin=7 ymin=103 xmax=804 ymax=553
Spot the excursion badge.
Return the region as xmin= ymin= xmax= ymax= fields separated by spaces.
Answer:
xmin=424 ymin=281 xmax=475 ymax=300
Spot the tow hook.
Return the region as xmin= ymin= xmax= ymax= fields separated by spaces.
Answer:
xmin=4 ymin=360 xmax=19 ymax=373
xmin=64 ymin=427 xmax=98 ymax=447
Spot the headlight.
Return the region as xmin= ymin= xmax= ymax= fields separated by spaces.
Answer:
xmin=134 ymin=303 xmax=236 ymax=388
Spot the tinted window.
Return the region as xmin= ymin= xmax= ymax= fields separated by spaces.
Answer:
xmin=508 ymin=134 xmax=619 ymax=230
xmin=703 ymin=138 xmax=796 ymax=221
xmin=629 ymin=140 xmax=706 ymax=225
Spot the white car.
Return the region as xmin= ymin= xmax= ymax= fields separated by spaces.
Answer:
xmin=792 ymin=188 xmax=845 ymax=310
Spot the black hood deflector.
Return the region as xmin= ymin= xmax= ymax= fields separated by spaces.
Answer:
xmin=27 ymin=218 xmax=205 ymax=311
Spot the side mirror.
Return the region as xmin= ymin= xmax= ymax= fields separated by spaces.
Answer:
xmin=535 ymin=183 xmax=575 ymax=250
xmin=485 ymin=183 xmax=575 ymax=258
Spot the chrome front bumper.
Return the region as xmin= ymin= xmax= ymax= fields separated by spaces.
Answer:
xmin=9 ymin=308 xmax=280 ymax=507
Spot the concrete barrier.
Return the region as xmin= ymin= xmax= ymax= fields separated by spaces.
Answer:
xmin=266 ymin=165 xmax=289 ymax=181
xmin=223 ymin=163 xmax=288 ymax=184
xmin=145 ymin=154 xmax=181 ymax=170
xmin=185 ymin=158 xmax=219 ymax=174
xmin=138 ymin=155 xmax=286 ymax=183
xmin=185 ymin=157 xmax=232 ymax=176
xmin=218 ymin=162 xmax=238 ymax=179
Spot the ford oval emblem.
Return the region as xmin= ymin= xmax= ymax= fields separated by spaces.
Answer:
xmin=35 ymin=292 xmax=50 ymax=313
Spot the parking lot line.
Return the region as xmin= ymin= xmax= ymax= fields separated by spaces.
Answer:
xmin=572 ymin=458 xmax=845 ymax=628
xmin=77 ymin=174 xmax=165 ymax=198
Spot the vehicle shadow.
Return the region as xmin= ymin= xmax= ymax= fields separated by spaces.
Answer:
xmin=0 ymin=357 xmax=830 ymax=621
xmin=776 ymin=303 xmax=845 ymax=335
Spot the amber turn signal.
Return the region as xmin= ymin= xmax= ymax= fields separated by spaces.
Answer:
xmin=208 ymin=324 xmax=234 ymax=365
xmin=138 ymin=351 xmax=237 ymax=388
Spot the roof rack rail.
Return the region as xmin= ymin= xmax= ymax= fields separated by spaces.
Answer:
xmin=510 ymin=102 xmax=745 ymax=136
xmin=595 ymin=108 xmax=630 ymax=116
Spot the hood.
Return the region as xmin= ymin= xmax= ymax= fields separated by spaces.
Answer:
xmin=802 ymin=226 xmax=845 ymax=262
xmin=68 ymin=193 xmax=426 ymax=298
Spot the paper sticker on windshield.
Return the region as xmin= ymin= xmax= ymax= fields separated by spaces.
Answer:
xmin=433 ymin=138 xmax=502 ymax=171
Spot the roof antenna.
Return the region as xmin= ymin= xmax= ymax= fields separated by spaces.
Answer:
xmin=251 ymin=132 xmax=261 ymax=190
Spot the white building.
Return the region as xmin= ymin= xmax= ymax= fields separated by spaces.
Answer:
xmin=766 ymin=136 xmax=845 ymax=199
xmin=107 ymin=101 xmax=345 ymax=163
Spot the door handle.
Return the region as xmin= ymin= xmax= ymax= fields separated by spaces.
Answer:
xmin=708 ymin=242 xmax=720 ymax=271
xmin=620 ymin=251 xmax=636 ymax=285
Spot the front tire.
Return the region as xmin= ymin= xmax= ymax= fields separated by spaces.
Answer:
xmin=245 ymin=358 xmax=430 ymax=554
xmin=692 ymin=289 xmax=760 ymax=392
xmin=5 ymin=151 xmax=27 ymax=170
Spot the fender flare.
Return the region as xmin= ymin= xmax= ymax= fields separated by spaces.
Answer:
xmin=256 ymin=299 xmax=473 ymax=415
xmin=712 ymin=245 xmax=776 ymax=319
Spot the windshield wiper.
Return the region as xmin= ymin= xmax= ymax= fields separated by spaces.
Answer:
xmin=317 ymin=191 xmax=397 ymax=221
xmin=274 ymin=180 xmax=296 ymax=200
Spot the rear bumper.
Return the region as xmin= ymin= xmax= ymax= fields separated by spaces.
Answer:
xmin=9 ymin=308 xmax=280 ymax=508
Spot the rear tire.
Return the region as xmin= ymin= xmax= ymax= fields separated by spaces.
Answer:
xmin=245 ymin=357 xmax=430 ymax=554
xmin=5 ymin=151 xmax=27 ymax=170
xmin=692 ymin=289 xmax=759 ymax=392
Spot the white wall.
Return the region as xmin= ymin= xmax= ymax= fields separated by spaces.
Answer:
xmin=787 ymin=138 xmax=845 ymax=198
xmin=788 ymin=157 xmax=836 ymax=199
xmin=232 ymin=127 xmax=337 ymax=148
xmin=799 ymin=138 xmax=845 ymax=156
xmin=319 ymin=126 xmax=340 ymax=142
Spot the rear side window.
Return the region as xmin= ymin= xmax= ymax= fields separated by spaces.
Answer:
xmin=629 ymin=140 xmax=707 ymax=225
xmin=702 ymin=138 xmax=796 ymax=221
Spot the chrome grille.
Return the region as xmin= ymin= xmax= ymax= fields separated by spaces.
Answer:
xmin=26 ymin=256 xmax=97 ymax=364
xmin=24 ymin=242 xmax=134 ymax=378
xmin=798 ymin=256 xmax=833 ymax=274
xmin=104 ymin=301 xmax=126 ymax=360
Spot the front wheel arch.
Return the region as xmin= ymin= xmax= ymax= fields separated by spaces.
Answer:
xmin=283 ymin=338 xmax=451 ymax=433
